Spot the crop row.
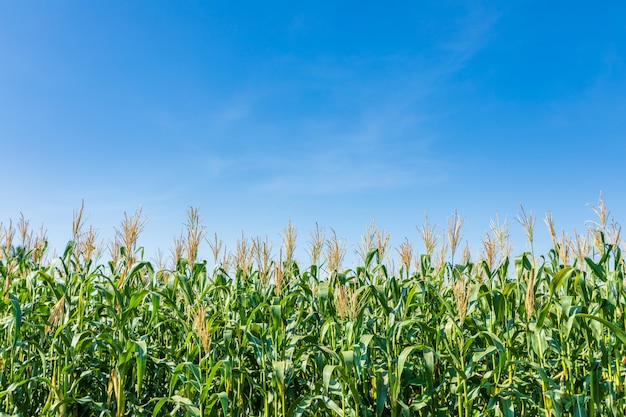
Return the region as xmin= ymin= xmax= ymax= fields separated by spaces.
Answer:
xmin=1 ymin=203 xmax=625 ymax=416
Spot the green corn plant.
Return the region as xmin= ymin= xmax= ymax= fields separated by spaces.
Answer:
xmin=2 ymin=204 xmax=626 ymax=416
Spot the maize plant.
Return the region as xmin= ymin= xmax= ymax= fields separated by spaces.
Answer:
xmin=1 ymin=202 xmax=625 ymax=416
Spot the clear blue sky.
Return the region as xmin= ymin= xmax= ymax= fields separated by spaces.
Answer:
xmin=2 ymin=1 xmax=625 ymax=265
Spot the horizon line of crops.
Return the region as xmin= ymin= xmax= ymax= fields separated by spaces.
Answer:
xmin=1 ymin=196 xmax=625 ymax=416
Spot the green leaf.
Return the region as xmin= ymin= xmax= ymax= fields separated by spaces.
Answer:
xmin=171 ymin=395 xmax=200 ymax=417
xmin=376 ymin=370 xmax=389 ymax=417
xmin=397 ymin=346 xmax=418 ymax=382
xmin=576 ymin=313 xmax=626 ymax=345
xmin=270 ymin=304 xmax=282 ymax=329
xmin=288 ymin=394 xmax=345 ymax=417
xmin=152 ymin=398 xmax=168 ymax=417
xmin=499 ymin=396 xmax=514 ymax=417
xmin=134 ymin=340 xmax=147 ymax=395
xmin=323 ymin=364 xmax=336 ymax=393
xmin=273 ymin=360 xmax=286 ymax=391
xmin=341 ymin=350 xmax=354 ymax=369
xmin=365 ymin=247 xmax=379 ymax=267
xmin=550 ymin=267 xmax=574 ymax=296
xmin=9 ymin=294 xmax=21 ymax=346
xmin=0 ymin=379 xmax=29 ymax=398
xmin=472 ymin=345 xmax=497 ymax=363
xmin=216 ymin=391 xmax=229 ymax=415
xmin=585 ymin=257 xmax=606 ymax=281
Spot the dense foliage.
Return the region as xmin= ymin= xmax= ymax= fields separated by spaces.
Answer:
xmin=1 ymin=206 xmax=625 ymax=416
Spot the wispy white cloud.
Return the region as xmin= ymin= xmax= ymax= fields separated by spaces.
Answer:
xmin=197 ymin=109 xmax=449 ymax=196
xmin=253 ymin=154 xmax=449 ymax=195
xmin=184 ymin=6 xmax=502 ymax=196
xmin=436 ymin=6 xmax=502 ymax=65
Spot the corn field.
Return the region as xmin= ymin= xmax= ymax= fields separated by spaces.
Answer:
xmin=1 ymin=202 xmax=626 ymax=416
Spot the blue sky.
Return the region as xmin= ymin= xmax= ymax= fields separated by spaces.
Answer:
xmin=1 ymin=1 xmax=625 ymax=265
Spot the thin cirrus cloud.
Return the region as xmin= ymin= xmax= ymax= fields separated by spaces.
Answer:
xmin=188 ymin=6 xmax=501 ymax=196
xmin=194 ymin=35 xmax=496 ymax=197
xmin=198 ymin=90 xmax=447 ymax=195
xmin=253 ymin=155 xmax=448 ymax=196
